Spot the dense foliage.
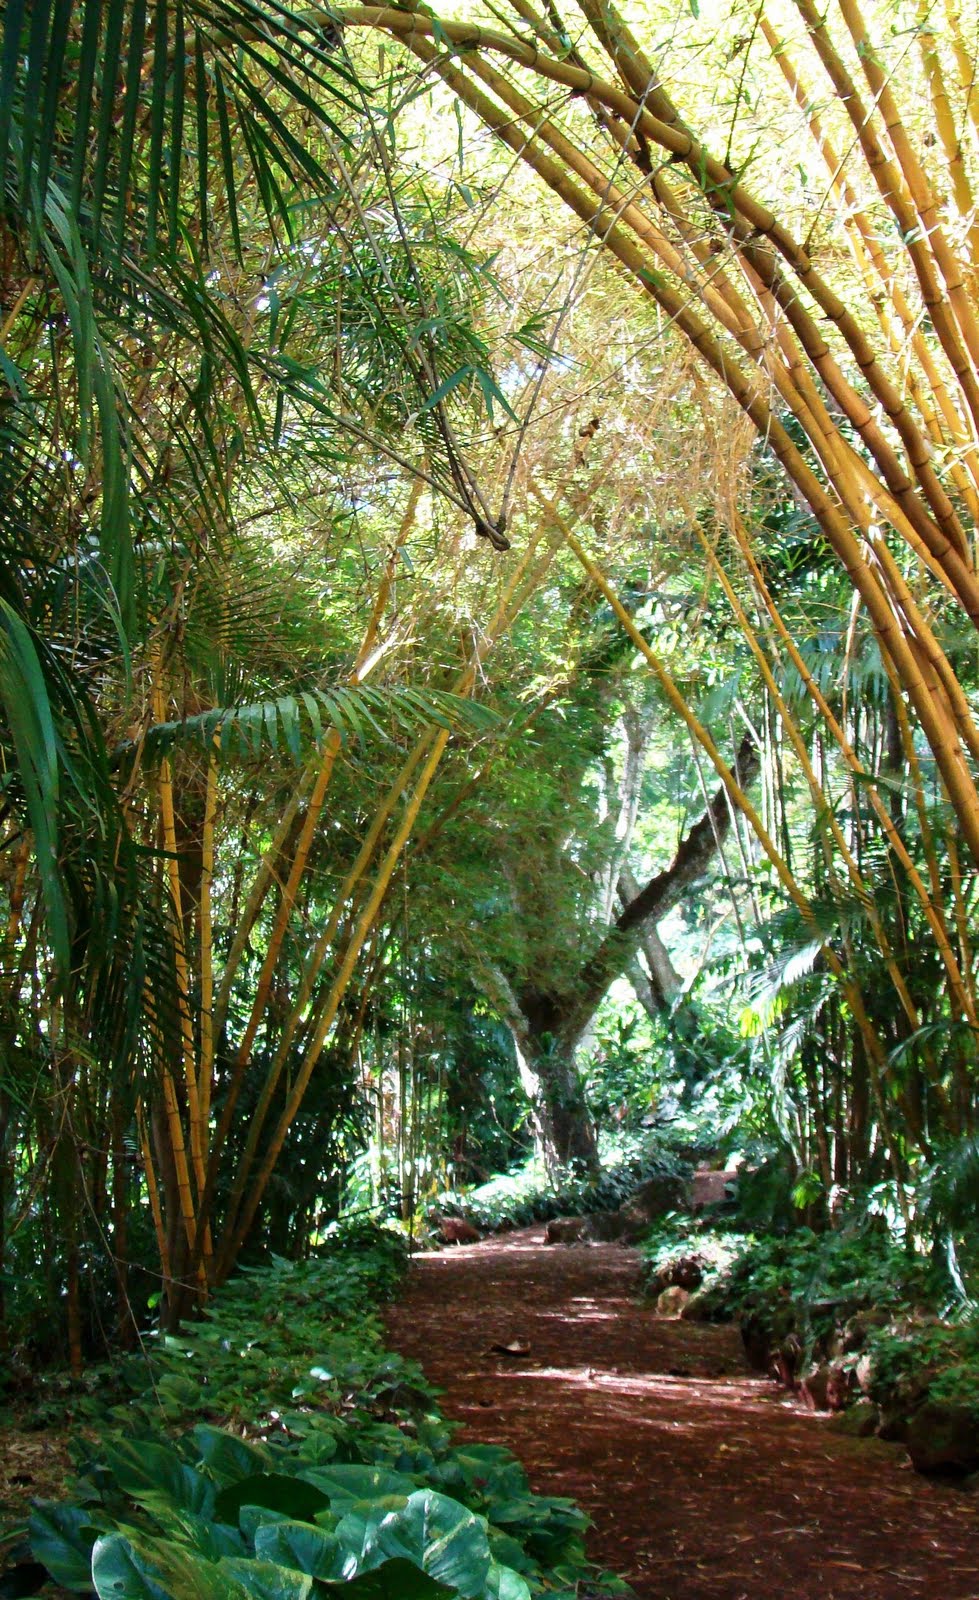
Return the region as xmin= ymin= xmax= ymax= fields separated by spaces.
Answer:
xmin=3 ymin=0 xmax=979 ymax=1520
xmin=639 ymin=1202 xmax=979 ymax=1470
xmin=9 ymin=1226 xmax=625 ymax=1598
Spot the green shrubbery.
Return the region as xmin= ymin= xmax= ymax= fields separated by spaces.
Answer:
xmin=640 ymin=1204 xmax=979 ymax=1471
xmin=429 ymin=1132 xmax=690 ymax=1233
xmin=7 ymin=1223 xmax=627 ymax=1599
xmin=863 ymin=1319 xmax=979 ymax=1421
xmin=707 ymin=1223 xmax=939 ymax=1342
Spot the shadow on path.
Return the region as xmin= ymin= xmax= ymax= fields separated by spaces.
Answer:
xmin=384 ymin=1228 xmax=979 ymax=1600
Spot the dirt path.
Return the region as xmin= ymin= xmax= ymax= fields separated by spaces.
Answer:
xmin=384 ymin=1228 xmax=979 ymax=1600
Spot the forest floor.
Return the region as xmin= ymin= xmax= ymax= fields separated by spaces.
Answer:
xmin=384 ymin=1227 xmax=979 ymax=1600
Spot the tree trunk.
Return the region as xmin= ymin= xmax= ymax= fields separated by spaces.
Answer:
xmin=480 ymin=968 xmax=599 ymax=1173
xmin=511 ymin=1023 xmax=600 ymax=1173
xmin=477 ymin=733 xmax=758 ymax=1175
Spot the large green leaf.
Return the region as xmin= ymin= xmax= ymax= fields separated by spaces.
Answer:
xmin=486 ymin=1565 xmax=532 ymax=1600
xmin=190 ymin=1425 xmax=271 ymax=1486
xmin=252 ymin=1520 xmax=343 ymax=1580
xmin=216 ymin=1558 xmax=313 ymax=1600
xmin=352 ymin=1490 xmax=494 ymax=1598
xmin=100 ymin=1438 xmax=215 ymax=1518
xmin=91 ymin=1532 xmax=249 ymax=1600
xmin=300 ymin=1464 xmax=416 ymax=1515
xmin=214 ymin=1474 xmax=333 ymax=1528
xmin=30 ymin=1503 xmax=103 ymax=1592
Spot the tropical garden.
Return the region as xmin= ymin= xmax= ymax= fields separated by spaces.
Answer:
xmin=2 ymin=0 xmax=979 ymax=1590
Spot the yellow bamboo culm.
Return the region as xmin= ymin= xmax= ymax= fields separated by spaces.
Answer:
xmin=727 ymin=510 xmax=978 ymax=1031
xmin=152 ymin=681 xmax=207 ymax=1203
xmin=200 ymin=488 xmax=423 ymax=1216
xmin=915 ymin=0 xmax=979 ymax=272
xmin=198 ymin=738 xmax=220 ymax=1135
xmin=761 ymin=17 xmax=979 ymax=520
xmin=218 ymin=727 xmax=455 ymax=1276
xmin=137 ymin=1102 xmax=171 ymax=1285
xmin=686 ymin=500 xmax=925 ymax=1036
xmin=216 ymin=506 xmax=564 ymax=1268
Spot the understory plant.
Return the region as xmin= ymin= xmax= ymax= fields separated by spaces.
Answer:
xmin=428 ymin=1131 xmax=689 ymax=1232
xmin=10 ymin=1224 xmax=627 ymax=1600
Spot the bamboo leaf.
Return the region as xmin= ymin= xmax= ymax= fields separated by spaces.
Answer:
xmin=145 ymin=0 xmax=168 ymax=254
xmin=194 ymin=30 xmax=209 ymax=255
xmin=0 ymin=600 xmax=69 ymax=974
xmin=111 ymin=0 xmax=148 ymax=258
xmin=0 ymin=0 xmax=28 ymax=185
xmin=213 ymin=63 xmax=243 ymax=262
xmin=91 ymin=0 xmax=125 ymax=244
xmin=19 ymin=0 xmax=53 ymax=198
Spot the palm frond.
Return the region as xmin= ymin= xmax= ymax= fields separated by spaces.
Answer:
xmin=131 ymin=683 xmax=498 ymax=765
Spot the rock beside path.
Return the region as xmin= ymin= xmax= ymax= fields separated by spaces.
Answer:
xmin=907 ymin=1400 xmax=979 ymax=1476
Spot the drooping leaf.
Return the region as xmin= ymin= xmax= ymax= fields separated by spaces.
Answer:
xmin=351 ymin=1490 xmax=494 ymax=1598
xmin=29 ymin=1504 xmax=102 ymax=1593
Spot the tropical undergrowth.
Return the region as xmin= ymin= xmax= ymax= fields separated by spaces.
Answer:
xmin=426 ymin=1130 xmax=690 ymax=1234
xmin=4 ymin=1223 xmax=627 ymax=1599
xmin=639 ymin=1202 xmax=979 ymax=1470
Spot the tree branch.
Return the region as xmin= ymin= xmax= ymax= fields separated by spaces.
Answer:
xmin=565 ymin=731 xmax=758 ymax=1036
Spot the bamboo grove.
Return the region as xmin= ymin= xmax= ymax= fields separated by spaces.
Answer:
xmin=2 ymin=0 xmax=979 ymax=1358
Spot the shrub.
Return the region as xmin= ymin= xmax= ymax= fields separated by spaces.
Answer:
xmin=12 ymin=1222 xmax=628 ymax=1600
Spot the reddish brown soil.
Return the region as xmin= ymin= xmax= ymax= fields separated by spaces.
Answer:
xmin=384 ymin=1228 xmax=979 ymax=1600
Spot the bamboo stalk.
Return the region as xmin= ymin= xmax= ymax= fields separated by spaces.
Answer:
xmin=239 ymin=485 xmax=418 ymax=1050
xmin=835 ymin=0 xmax=979 ymax=341
xmin=761 ymin=17 xmax=979 ymax=519
xmin=941 ymin=0 xmax=979 ymax=145
xmin=152 ymin=681 xmax=207 ymax=1206
xmin=214 ymin=513 xmax=559 ymax=1260
xmin=419 ymin=0 xmax=979 ymax=529
xmin=914 ymin=0 xmax=979 ymax=270
xmin=433 ymin=54 xmax=979 ymax=861
xmin=137 ymin=1101 xmax=171 ymax=1285
xmin=791 ymin=0 xmax=979 ymax=435
xmin=727 ymin=513 xmax=977 ymax=1029
xmin=202 ymin=515 xmax=415 ymax=1209
xmin=198 ymin=738 xmax=219 ymax=1135
xmin=686 ymin=501 xmax=923 ymax=1036
xmin=216 ymin=726 xmax=455 ymax=1277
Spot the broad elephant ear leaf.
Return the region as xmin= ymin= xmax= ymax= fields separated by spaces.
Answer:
xmin=91 ymin=1532 xmax=250 ymax=1600
xmin=98 ymin=1437 xmax=216 ymax=1518
xmin=353 ymin=1489 xmax=495 ymax=1597
xmin=216 ymin=1557 xmax=314 ymax=1600
xmin=29 ymin=1503 xmax=103 ymax=1593
xmin=252 ymin=1519 xmax=343 ymax=1580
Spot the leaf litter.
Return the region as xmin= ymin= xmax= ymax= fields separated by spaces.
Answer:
xmin=385 ymin=1228 xmax=979 ymax=1600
